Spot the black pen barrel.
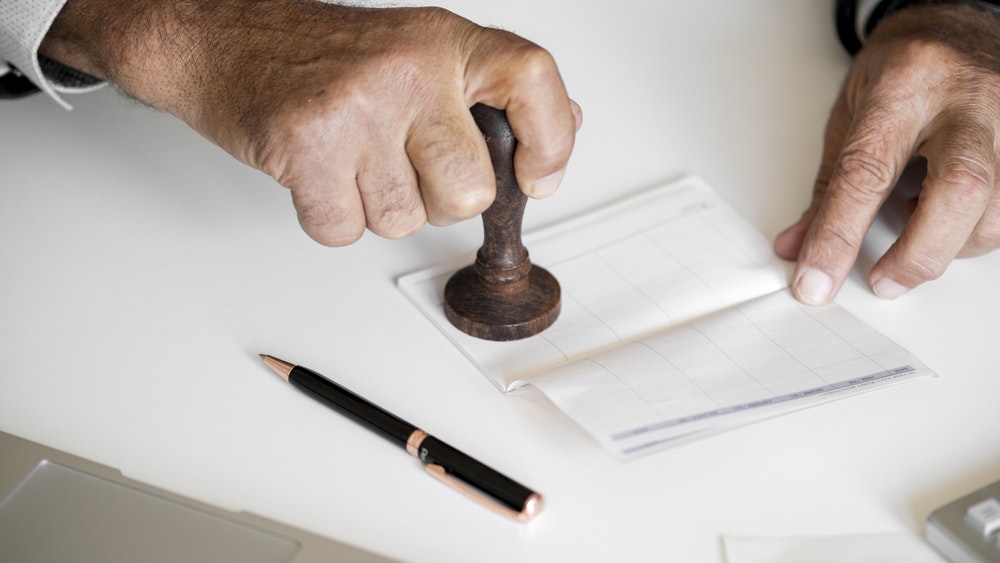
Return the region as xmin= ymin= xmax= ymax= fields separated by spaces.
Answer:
xmin=418 ymin=436 xmax=535 ymax=513
xmin=289 ymin=366 xmax=416 ymax=448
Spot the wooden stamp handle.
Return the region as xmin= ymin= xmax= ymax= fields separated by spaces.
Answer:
xmin=470 ymin=104 xmax=531 ymax=286
xmin=442 ymin=104 xmax=561 ymax=341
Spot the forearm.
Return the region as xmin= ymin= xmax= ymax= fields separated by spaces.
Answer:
xmin=35 ymin=1 xmax=440 ymax=148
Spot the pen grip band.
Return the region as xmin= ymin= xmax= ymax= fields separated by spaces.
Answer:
xmin=415 ymin=435 xmax=537 ymax=514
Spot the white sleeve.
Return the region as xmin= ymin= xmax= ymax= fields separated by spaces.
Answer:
xmin=0 ymin=0 xmax=104 ymax=109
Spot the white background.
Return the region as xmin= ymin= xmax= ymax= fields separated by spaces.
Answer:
xmin=3 ymin=1 xmax=999 ymax=561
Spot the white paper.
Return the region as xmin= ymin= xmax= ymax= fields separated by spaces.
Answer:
xmin=398 ymin=176 xmax=935 ymax=458
xmin=399 ymin=176 xmax=788 ymax=391
xmin=530 ymin=290 xmax=926 ymax=457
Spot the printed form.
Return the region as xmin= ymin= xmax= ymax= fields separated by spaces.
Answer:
xmin=398 ymin=176 xmax=934 ymax=458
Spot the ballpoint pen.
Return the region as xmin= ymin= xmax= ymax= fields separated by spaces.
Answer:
xmin=260 ymin=354 xmax=544 ymax=522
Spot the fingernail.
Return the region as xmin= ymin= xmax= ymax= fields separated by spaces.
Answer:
xmin=794 ymin=267 xmax=833 ymax=305
xmin=872 ymin=277 xmax=909 ymax=299
xmin=529 ymin=168 xmax=565 ymax=198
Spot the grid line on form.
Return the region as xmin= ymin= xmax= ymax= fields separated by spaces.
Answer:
xmin=581 ymin=356 xmax=671 ymax=417
xmin=726 ymin=304 xmax=827 ymax=389
xmin=684 ymin=322 xmax=770 ymax=399
xmin=540 ymin=212 xmax=757 ymax=355
xmin=537 ymin=290 xmax=602 ymax=358
xmin=544 ymin=209 xmax=747 ymax=324
xmin=593 ymin=248 xmax=677 ymax=325
xmin=633 ymin=340 xmax=720 ymax=410
xmin=791 ymin=301 xmax=891 ymax=380
xmin=696 ymin=207 xmax=787 ymax=289
xmin=642 ymin=228 xmax=725 ymax=306
xmin=527 ymin=195 xmax=715 ymax=267
xmin=538 ymin=332 xmax=571 ymax=362
xmin=554 ymin=290 xmax=900 ymax=443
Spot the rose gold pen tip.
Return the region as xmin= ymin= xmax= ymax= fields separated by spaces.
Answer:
xmin=260 ymin=354 xmax=294 ymax=381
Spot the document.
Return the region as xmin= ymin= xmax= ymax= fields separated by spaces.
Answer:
xmin=398 ymin=176 xmax=934 ymax=458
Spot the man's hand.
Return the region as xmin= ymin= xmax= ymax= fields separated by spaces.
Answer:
xmin=774 ymin=3 xmax=1000 ymax=304
xmin=40 ymin=0 xmax=582 ymax=246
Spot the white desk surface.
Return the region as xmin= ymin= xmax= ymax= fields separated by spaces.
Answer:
xmin=3 ymin=2 xmax=999 ymax=561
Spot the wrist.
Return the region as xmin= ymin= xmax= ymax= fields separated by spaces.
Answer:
xmin=872 ymin=1 xmax=1000 ymax=40
xmin=865 ymin=3 xmax=1000 ymax=67
xmin=38 ymin=0 xmax=208 ymax=117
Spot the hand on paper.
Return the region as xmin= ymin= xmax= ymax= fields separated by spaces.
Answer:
xmin=774 ymin=4 xmax=1000 ymax=304
xmin=40 ymin=0 xmax=582 ymax=246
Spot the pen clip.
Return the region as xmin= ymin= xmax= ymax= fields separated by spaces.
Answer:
xmin=424 ymin=463 xmax=543 ymax=522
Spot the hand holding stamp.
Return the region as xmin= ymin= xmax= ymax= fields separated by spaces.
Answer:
xmin=443 ymin=104 xmax=561 ymax=341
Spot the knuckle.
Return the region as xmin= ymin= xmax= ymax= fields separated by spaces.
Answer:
xmin=364 ymin=180 xmax=428 ymax=239
xmin=414 ymin=120 xmax=480 ymax=168
xmin=429 ymin=184 xmax=494 ymax=225
xmin=510 ymin=43 xmax=560 ymax=83
xmin=259 ymin=110 xmax=349 ymax=185
xmin=296 ymin=200 xmax=365 ymax=247
xmin=904 ymin=253 xmax=950 ymax=282
xmin=894 ymin=39 xmax=950 ymax=69
xmin=876 ymin=37 xmax=960 ymax=84
xmin=813 ymin=221 xmax=863 ymax=257
xmin=470 ymin=33 xmax=562 ymax=96
xmin=936 ymin=157 xmax=992 ymax=204
xmin=833 ymin=147 xmax=895 ymax=200
xmin=312 ymin=225 xmax=365 ymax=247
xmin=417 ymin=5 xmax=451 ymax=19
xmin=375 ymin=220 xmax=424 ymax=240
xmin=407 ymin=127 xmax=494 ymax=223
xmin=890 ymin=237 xmax=953 ymax=283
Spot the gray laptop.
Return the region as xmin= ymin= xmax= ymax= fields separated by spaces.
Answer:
xmin=0 ymin=430 xmax=396 ymax=562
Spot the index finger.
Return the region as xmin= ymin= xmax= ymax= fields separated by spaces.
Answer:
xmin=791 ymin=93 xmax=921 ymax=304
